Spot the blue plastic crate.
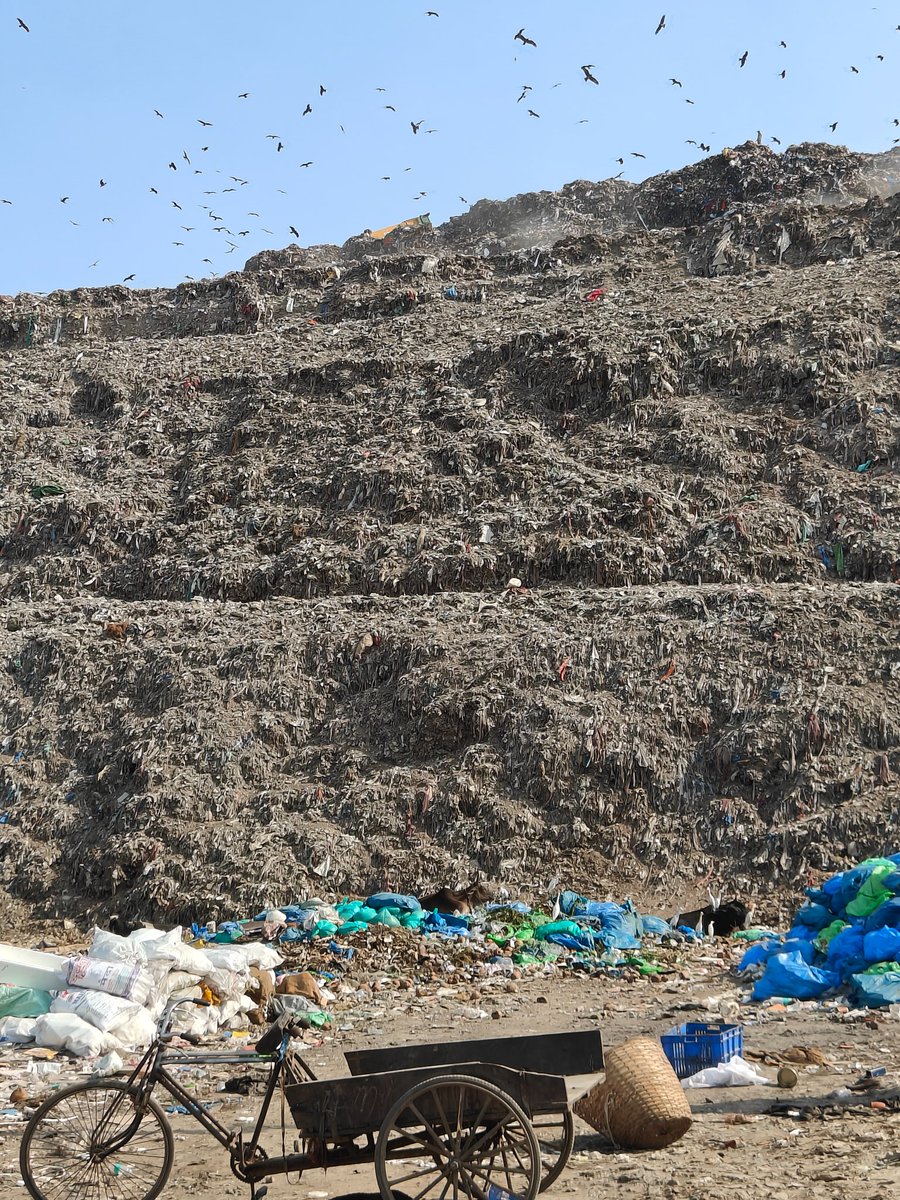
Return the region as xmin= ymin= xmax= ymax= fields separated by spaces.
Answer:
xmin=660 ymin=1022 xmax=743 ymax=1079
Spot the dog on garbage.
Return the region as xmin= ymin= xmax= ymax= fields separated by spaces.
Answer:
xmin=670 ymin=892 xmax=751 ymax=937
xmin=275 ymin=971 xmax=327 ymax=1007
xmin=419 ymin=881 xmax=492 ymax=915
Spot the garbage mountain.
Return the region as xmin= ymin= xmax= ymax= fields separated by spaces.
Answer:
xmin=1 ymin=140 xmax=898 ymax=925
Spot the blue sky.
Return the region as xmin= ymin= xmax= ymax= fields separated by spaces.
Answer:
xmin=1 ymin=0 xmax=897 ymax=294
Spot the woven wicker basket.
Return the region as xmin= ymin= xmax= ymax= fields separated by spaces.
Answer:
xmin=574 ymin=1036 xmax=692 ymax=1150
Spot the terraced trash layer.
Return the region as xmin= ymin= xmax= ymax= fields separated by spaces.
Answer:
xmin=1 ymin=140 xmax=898 ymax=924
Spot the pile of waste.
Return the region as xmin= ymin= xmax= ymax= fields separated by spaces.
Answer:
xmin=741 ymin=855 xmax=900 ymax=1007
xmin=0 ymin=892 xmax=694 ymax=1056
xmin=1 ymin=140 xmax=898 ymax=924
xmin=215 ymin=891 xmax=683 ymax=970
xmin=0 ymin=927 xmax=284 ymax=1060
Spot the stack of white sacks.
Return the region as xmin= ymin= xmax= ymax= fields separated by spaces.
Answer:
xmin=0 ymin=927 xmax=282 ymax=1059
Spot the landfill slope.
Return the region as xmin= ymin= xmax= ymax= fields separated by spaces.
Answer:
xmin=1 ymin=140 xmax=898 ymax=924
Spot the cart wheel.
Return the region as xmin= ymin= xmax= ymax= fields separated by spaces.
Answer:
xmin=531 ymin=1109 xmax=574 ymax=1191
xmin=20 ymin=1080 xmax=174 ymax=1200
xmin=375 ymin=1071 xmax=541 ymax=1200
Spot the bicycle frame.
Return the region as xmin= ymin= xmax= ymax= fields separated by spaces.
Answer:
xmin=102 ymin=1001 xmax=294 ymax=1178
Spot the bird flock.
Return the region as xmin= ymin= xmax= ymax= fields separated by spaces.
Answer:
xmin=4 ymin=11 xmax=898 ymax=288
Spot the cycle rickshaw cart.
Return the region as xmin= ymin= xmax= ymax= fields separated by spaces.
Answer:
xmin=20 ymin=1002 xmax=605 ymax=1200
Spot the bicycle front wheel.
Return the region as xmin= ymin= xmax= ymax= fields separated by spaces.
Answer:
xmin=20 ymin=1080 xmax=175 ymax=1200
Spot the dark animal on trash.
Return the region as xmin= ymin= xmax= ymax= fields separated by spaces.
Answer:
xmin=223 ymin=1074 xmax=256 ymax=1095
xmin=419 ymin=882 xmax=491 ymax=915
xmin=670 ymin=896 xmax=750 ymax=937
xmin=107 ymin=914 xmax=143 ymax=937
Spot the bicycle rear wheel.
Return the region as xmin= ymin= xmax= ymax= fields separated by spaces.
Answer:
xmin=20 ymin=1080 xmax=174 ymax=1200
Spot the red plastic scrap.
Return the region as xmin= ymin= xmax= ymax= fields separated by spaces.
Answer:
xmin=557 ymin=656 xmax=571 ymax=681
xmin=585 ymin=287 xmax=605 ymax=302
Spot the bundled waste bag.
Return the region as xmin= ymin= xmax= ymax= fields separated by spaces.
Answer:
xmin=751 ymin=853 xmax=900 ymax=1005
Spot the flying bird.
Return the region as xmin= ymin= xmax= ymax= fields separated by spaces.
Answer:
xmin=739 ymin=50 xmax=749 ymax=67
xmin=300 ymin=161 xmax=313 ymax=167
xmin=289 ymin=225 xmax=300 ymax=237
xmin=411 ymin=119 xmax=424 ymax=133
xmin=779 ymin=69 xmax=786 ymax=78
xmin=384 ymin=104 xmax=396 ymax=112
xmin=669 ymin=77 xmax=682 ymax=86
xmin=685 ymin=98 xmax=694 ymax=104
xmin=780 ymin=40 xmax=787 ymax=48
xmin=302 ymin=104 xmax=312 ymax=115
xmin=89 ymin=259 xmax=99 ymax=267
xmin=123 ymin=274 xmax=135 ymax=282
xmin=699 ymin=142 xmax=710 ymax=151
xmin=319 ymin=84 xmax=326 ymax=95
xmin=172 ymin=200 xmax=182 ymax=209
xmin=514 ymin=28 xmax=537 ymax=47
xmin=183 ymin=150 xmax=191 ymax=163
xmin=277 ymin=141 xmax=283 ymax=151
xmin=381 ymin=176 xmax=391 ymax=180
xmin=198 ymin=118 xmax=213 ymax=126
xmin=426 ymin=9 xmax=439 ymax=14
xmin=168 ymin=162 xmax=177 ymax=170
xmin=59 ymin=196 xmax=69 ymax=203
xmin=517 ymin=85 xmax=532 ymax=102
xmin=149 ymin=187 xmax=158 ymax=194
xmin=655 ymin=14 xmax=666 ymax=34
xmin=615 ymin=156 xmax=624 ymax=164
xmin=238 ymin=92 xmax=250 ymax=98
xmin=101 ymin=216 xmax=113 ymax=222
xmin=0 ymin=198 xmax=11 ymax=204
xmin=829 ymin=121 xmax=838 ymax=131
xmin=631 ymin=151 xmax=646 ymax=158
xmin=154 ymin=109 xmax=164 ymax=118
xmin=172 ymin=241 xmax=184 ymax=246
xmin=17 ymin=17 xmax=29 ymax=31
xmin=581 ymin=65 xmax=599 ymax=84
xmin=527 ymin=108 xmax=540 ymax=117
xmin=771 ymin=136 xmax=781 ymax=144
xmin=877 ymin=55 xmax=884 ymax=61
xmin=459 ymin=195 xmax=467 ymax=203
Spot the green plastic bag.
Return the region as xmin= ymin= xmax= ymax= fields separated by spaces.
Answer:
xmin=846 ymin=864 xmax=894 ymax=917
xmin=815 ymin=920 xmax=847 ymax=952
xmin=0 ymin=987 xmax=52 ymax=1018
xmin=534 ymin=920 xmax=583 ymax=941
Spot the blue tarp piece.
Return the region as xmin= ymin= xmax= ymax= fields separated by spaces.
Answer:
xmin=752 ymin=951 xmax=840 ymax=1001
xmin=850 ymin=970 xmax=900 ymax=1007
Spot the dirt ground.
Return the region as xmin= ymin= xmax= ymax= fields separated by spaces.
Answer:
xmin=2 ymin=966 xmax=897 ymax=1200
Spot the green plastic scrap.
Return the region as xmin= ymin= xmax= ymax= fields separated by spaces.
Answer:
xmin=845 ymin=861 xmax=896 ymax=917
xmin=31 ymin=484 xmax=66 ymax=499
xmin=815 ymin=919 xmax=848 ymax=952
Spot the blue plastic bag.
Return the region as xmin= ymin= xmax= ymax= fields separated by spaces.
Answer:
xmin=641 ymin=914 xmax=676 ymax=937
xmin=864 ymin=897 xmax=900 ymax=932
xmin=863 ymin=925 xmax=900 ymax=964
xmin=737 ymin=940 xmax=780 ymax=973
xmin=752 ymin=951 xmax=840 ymax=1001
xmin=825 ymin=925 xmax=866 ymax=976
xmin=793 ymin=903 xmax=832 ymax=931
xmin=365 ymin=893 xmax=421 ymax=913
